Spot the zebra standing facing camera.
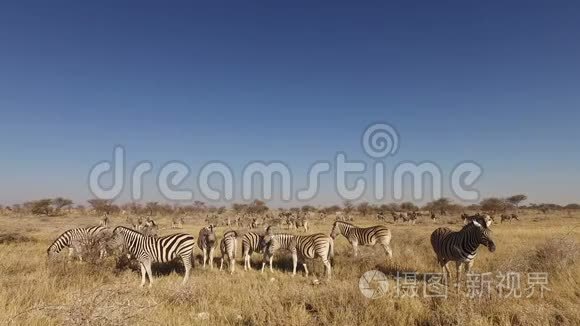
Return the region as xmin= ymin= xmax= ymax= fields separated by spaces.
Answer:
xmin=219 ymin=230 xmax=238 ymax=274
xmin=430 ymin=215 xmax=496 ymax=287
xmin=113 ymin=226 xmax=195 ymax=287
xmin=197 ymin=225 xmax=217 ymax=269
xmin=329 ymin=221 xmax=393 ymax=258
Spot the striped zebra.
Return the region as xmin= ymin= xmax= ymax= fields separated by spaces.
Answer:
xmin=47 ymin=226 xmax=110 ymax=261
xmin=197 ymin=225 xmax=216 ymax=269
xmin=241 ymin=231 xmax=264 ymax=271
xmin=219 ymin=230 xmax=238 ymax=274
xmin=329 ymin=221 xmax=393 ymax=258
xmin=260 ymin=232 xmax=333 ymax=279
xmin=430 ymin=215 xmax=496 ymax=287
xmin=113 ymin=226 xmax=195 ymax=287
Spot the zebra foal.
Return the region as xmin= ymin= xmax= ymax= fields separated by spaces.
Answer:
xmin=430 ymin=215 xmax=496 ymax=287
xmin=113 ymin=226 xmax=195 ymax=287
xmin=329 ymin=221 xmax=393 ymax=258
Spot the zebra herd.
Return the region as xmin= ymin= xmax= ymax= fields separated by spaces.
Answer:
xmin=47 ymin=213 xmax=496 ymax=287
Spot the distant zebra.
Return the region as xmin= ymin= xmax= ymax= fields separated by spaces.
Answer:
xmin=197 ymin=225 xmax=216 ymax=269
xmin=261 ymin=232 xmax=333 ymax=279
xmin=99 ymin=215 xmax=109 ymax=227
xmin=113 ymin=226 xmax=195 ymax=287
xmin=330 ymin=221 xmax=393 ymax=258
xmin=241 ymin=231 xmax=264 ymax=271
xmin=501 ymin=213 xmax=519 ymax=223
xmin=171 ymin=216 xmax=184 ymax=229
xmin=430 ymin=215 xmax=496 ymax=287
xmin=47 ymin=226 xmax=110 ymax=260
xmin=219 ymin=230 xmax=238 ymax=274
xmin=294 ymin=219 xmax=309 ymax=232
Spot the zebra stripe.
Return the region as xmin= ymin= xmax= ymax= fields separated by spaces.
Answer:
xmin=330 ymin=221 xmax=393 ymax=258
xmin=219 ymin=230 xmax=238 ymax=274
xmin=430 ymin=217 xmax=496 ymax=286
xmin=197 ymin=225 xmax=217 ymax=269
xmin=47 ymin=226 xmax=109 ymax=260
xmin=241 ymin=231 xmax=264 ymax=271
xmin=261 ymin=233 xmax=333 ymax=279
xmin=113 ymin=226 xmax=195 ymax=287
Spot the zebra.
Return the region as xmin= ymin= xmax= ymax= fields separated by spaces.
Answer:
xmin=171 ymin=216 xmax=184 ymax=229
xmin=329 ymin=221 xmax=393 ymax=259
xmin=99 ymin=215 xmax=109 ymax=227
xmin=501 ymin=213 xmax=519 ymax=223
xmin=219 ymin=230 xmax=238 ymax=274
xmin=113 ymin=226 xmax=195 ymax=287
xmin=430 ymin=215 xmax=496 ymax=287
xmin=241 ymin=231 xmax=265 ymax=271
xmin=47 ymin=226 xmax=110 ymax=261
xmin=260 ymin=231 xmax=333 ymax=279
xmin=197 ymin=225 xmax=216 ymax=269
xmin=294 ymin=219 xmax=309 ymax=232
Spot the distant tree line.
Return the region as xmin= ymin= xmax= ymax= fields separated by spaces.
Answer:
xmin=0 ymin=193 xmax=578 ymax=217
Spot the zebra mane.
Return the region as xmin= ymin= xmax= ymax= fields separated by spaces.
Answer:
xmin=114 ymin=225 xmax=145 ymax=236
xmin=334 ymin=220 xmax=354 ymax=227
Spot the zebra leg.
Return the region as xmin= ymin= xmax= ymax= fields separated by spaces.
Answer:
xmin=181 ymin=253 xmax=192 ymax=285
xmin=145 ymin=262 xmax=154 ymax=288
xmin=442 ymin=260 xmax=451 ymax=284
xmin=322 ymin=257 xmax=332 ymax=280
xmin=209 ymin=247 xmax=215 ymax=269
xmin=230 ymin=257 xmax=235 ymax=274
xmin=352 ymin=242 xmax=359 ymax=257
xmin=302 ymin=263 xmax=309 ymax=277
xmin=202 ymin=249 xmax=207 ymax=269
xmin=140 ymin=263 xmax=147 ymax=287
xmin=292 ymin=253 xmax=298 ymax=277
xmin=455 ymin=261 xmax=463 ymax=288
xmin=220 ymin=256 xmax=224 ymax=271
xmin=269 ymin=255 xmax=273 ymax=273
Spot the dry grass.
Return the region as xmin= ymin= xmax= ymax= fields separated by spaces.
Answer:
xmin=0 ymin=212 xmax=578 ymax=325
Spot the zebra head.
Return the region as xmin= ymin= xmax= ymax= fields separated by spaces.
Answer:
xmin=259 ymin=226 xmax=275 ymax=254
xmin=330 ymin=221 xmax=344 ymax=239
xmin=471 ymin=217 xmax=496 ymax=252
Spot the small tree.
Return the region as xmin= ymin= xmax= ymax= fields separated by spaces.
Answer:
xmin=88 ymin=199 xmax=114 ymax=215
xmin=231 ymin=203 xmax=247 ymax=214
xmin=506 ymin=194 xmax=527 ymax=209
xmin=424 ymin=198 xmax=453 ymax=214
xmin=343 ymin=200 xmax=354 ymax=215
xmin=480 ymin=198 xmax=508 ymax=214
xmin=145 ymin=202 xmax=160 ymax=216
xmin=400 ymin=202 xmax=418 ymax=212
xmin=30 ymin=199 xmax=53 ymax=216
xmin=301 ymin=205 xmax=316 ymax=213
xmin=356 ymin=202 xmax=372 ymax=216
xmin=52 ymin=197 xmax=73 ymax=215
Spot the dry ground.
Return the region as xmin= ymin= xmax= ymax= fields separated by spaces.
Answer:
xmin=0 ymin=212 xmax=578 ymax=325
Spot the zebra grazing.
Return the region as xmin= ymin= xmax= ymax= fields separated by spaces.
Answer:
xmin=171 ymin=216 xmax=184 ymax=229
xmin=330 ymin=221 xmax=393 ymax=259
xmin=430 ymin=215 xmax=496 ymax=287
xmin=260 ymin=232 xmax=333 ymax=279
xmin=197 ymin=225 xmax=217 ymax=269
xmin=241 ymin=231 xmax=264 ymax=271
xmin=219 ymin=230 xmax=238 ymax=274
xmin=113 ymin=226 xmax=194 ymax=287
xmin=47 ymin=226 xmax=110 ymax=261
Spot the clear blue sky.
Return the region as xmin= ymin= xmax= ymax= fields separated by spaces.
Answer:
xmin=0 ymin=1 xmax=579 ymax=206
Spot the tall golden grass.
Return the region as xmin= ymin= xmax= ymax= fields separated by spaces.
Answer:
xmin=0 ymin=212 xmax=578 ymax=325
